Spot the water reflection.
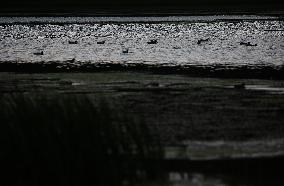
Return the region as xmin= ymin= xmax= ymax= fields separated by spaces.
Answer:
xmin=0 ymin=17 xmax=283 ymax=69
xmin=169 ymin=172 xmax=226 ymax=186
xmin=136 ymin=172 xmax=233 ymax=186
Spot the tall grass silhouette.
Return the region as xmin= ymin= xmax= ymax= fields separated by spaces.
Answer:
xmin=0 ymin=94 xmax=162 ymax=186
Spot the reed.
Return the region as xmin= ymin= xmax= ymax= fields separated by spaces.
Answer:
xmin=0 ymin=94 xmax=162 ymax=186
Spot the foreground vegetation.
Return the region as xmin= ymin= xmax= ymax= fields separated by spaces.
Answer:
xmin=1 ymin=72 xmax=284 ymax=185
xmin=0 ymin=94 xmax=161 ymax=186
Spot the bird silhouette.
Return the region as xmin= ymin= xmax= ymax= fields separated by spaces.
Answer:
xmin=147 ymin=39 xmax=158 ymax=44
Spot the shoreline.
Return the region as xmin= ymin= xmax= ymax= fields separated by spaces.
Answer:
xmin=1 ymin=62 xmax=284 ymax=80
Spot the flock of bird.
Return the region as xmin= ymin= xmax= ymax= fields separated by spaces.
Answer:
xmin=33 ymin=38 xmax=257 ymax=56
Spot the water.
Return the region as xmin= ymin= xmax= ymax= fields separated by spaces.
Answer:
xmin=0 ymin=16 xmax=283 ymax=69
xmin=0 ymin=15 xmax=279 ymax=24
xmin=136 ymin=172 xmax=235 ymax=186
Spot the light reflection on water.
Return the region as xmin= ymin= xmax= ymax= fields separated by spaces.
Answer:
xmin=0 ymin=15 xmax=279 ymax=24
xmin=169 ymin=173 xmax=227 ymax=186
xmin=0 ymin=17 xmax=283 ymax=69
xmin=136 ymin=172 xmax=232 ymax=186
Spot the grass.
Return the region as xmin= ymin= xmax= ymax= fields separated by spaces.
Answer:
xmin=0 ymin=93 xmax=162 ymax=186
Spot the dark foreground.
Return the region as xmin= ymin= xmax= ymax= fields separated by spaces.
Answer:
xmin=0 ymin=71 xmax=284 ymax=186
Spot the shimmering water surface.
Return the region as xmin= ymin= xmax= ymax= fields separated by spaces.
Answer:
xmin=0 ymin=16 xmax=283 ymax=68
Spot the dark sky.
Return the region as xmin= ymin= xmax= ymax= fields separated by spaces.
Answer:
xmin=2 ymin=0 xmax=282 ymax=4
xmin=1 ymin=0 xmax=283 ymax=13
